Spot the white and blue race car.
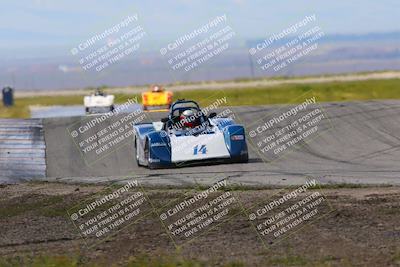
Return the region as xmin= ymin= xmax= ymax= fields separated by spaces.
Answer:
xmin=133 ymin=99 xmax=248 ymax=169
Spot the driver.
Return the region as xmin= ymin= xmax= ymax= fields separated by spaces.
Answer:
xmin=152 ymin=85 xmax=163 ymax=92
xmin=95 ymin=88 xmax=104 ymax=96
xmin=180 ymin=109 xmax=201 ymax=129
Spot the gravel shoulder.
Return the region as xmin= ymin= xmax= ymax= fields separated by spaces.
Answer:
xmin=0 ymin=182 xmax=399 ymax=266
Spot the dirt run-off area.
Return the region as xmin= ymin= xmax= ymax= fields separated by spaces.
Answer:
xmin=0 ymin=182 xmax=399 ymax=267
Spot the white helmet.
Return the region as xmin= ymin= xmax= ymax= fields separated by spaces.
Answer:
xmin=152 ymin=85 xmax=162 ymax=92
xmin=181 ymin=109 xmax=197 ymax=128
xmin=182 ymin=109 xmax=194 ymax=117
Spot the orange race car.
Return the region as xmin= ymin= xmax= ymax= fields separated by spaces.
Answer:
xmin=141 ymin=85 xmax=173 ymax=111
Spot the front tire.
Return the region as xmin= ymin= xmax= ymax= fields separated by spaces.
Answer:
xmin=144 ymin=139 xmax=157 ymax=169
xmin=134 ymin=138 xmax=142 ymax=167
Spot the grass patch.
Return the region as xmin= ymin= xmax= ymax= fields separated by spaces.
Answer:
xmin=0 ymin=194 xmax=75 ymax=219
xmin=392 ymin=251 xmax=400 ymax=265
xmin=126 ymin=254 xmax=243 ymax=267
xmin=173 ymin=78 xmax=400 ymax=106
xmin=1 ymin=78 xmax=400 ymax=118
xmin=0 ymin=95 xmax=87 ymax=118
xmin=0 ymin=255 xmax=84 ymax=267
xmin=195 ymin=182 xmax=394 ymax=191
xmin=0 ymin=254 xmax=244 ymax=267
xmin=308 ymin=183 xmax=396 ymax=190
xmin=307 ymin=183 xmax=364 ymax=190
xmin=264 ymin=255 xmax=308 ymax=266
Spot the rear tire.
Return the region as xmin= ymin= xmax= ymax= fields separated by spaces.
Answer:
xmin=232 ymin=153 xmax=248 ymax=163
xmin=240 ymin=153 xmax=249 ymax=163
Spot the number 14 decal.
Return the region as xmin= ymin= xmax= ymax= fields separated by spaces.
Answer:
xmin=193 ymin=144 xmax=207 ymax=155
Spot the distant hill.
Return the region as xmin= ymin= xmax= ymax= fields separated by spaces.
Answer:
xmin=246 ymin=32 xmax=400 ymax=47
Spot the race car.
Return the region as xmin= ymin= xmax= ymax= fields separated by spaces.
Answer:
xmin=84 ymin=89 xmax=115 ymax=114
xmin=141 ymin=85 xmax=173 ymax=111
xmin=133 ymin=99 xmax=248 ymax=168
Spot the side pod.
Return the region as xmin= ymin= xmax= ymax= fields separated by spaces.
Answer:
xmin=147 ymin=131 xmax=172 ymax=168
xmin=223 ymin=125 xmax=248 ymax=162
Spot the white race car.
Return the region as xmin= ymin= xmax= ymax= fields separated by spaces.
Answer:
xmin=133 ymin=99 xmax=248 ymax=169
xmin=84 ymin=89 xmax=115 ymax=114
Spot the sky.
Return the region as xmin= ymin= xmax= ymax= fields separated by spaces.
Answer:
xmin=0 ymin=0 xmax=399 ymax=53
